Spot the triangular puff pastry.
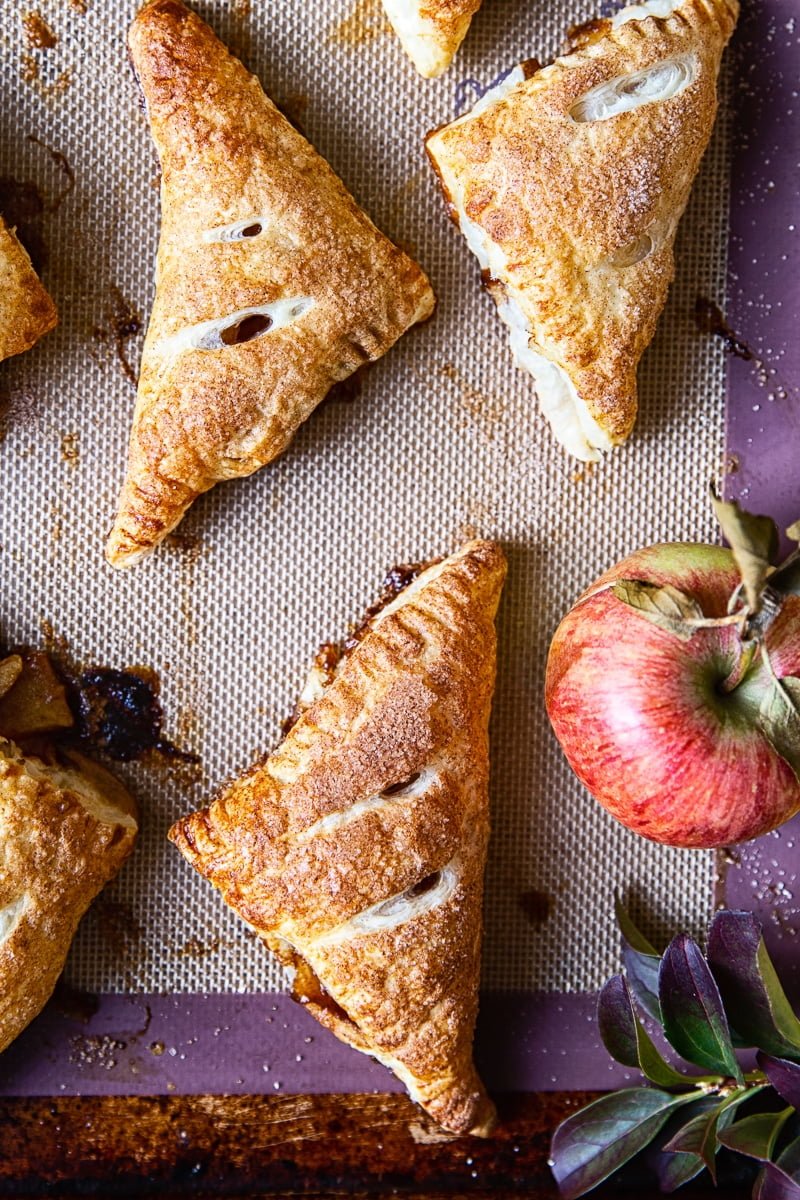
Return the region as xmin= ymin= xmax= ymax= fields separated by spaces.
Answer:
xmin=107 ymin=0 xmax=435 ymax=568
xmin=0 ymin=217 xmax=57 ymax=362
xmin=426 ymin=0 xmax=738 ymax=461
xmin=382 ymin=0 xmax=484 ymax=77
xmin=0 ymin=740 xmax=137 ymax=1053
xmin=170 ymin=540 xmax=506 ymax=1136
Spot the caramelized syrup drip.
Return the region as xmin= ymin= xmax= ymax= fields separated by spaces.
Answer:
xmin=71 ymin=667 xmax=197 ymax=762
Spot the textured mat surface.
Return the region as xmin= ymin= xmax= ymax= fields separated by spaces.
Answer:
xmin=0 ymin=0 xmax=730 ymax=994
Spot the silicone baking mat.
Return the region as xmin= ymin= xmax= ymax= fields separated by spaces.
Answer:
xmin=1 ymin=0 xmax=795 ymax=1097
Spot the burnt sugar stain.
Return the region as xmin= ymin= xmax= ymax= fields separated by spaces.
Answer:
xmin=694 ymin=297 xmax=754 ymax=361
xmin=519 ymin=889 xmax=554 ymax=924
xmin=27 ymin=134 xmax=76 ymax=210
xmin=71 ymin=666 xmax=198 ymax=763
xmin=92 ymin=286 xmax=142 ymax=386
xmin=22 ymin=10 xmax=58 ymax=50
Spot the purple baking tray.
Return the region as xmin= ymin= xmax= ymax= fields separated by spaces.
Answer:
xmin=2 ymin=0 xmax=798 ymax=1099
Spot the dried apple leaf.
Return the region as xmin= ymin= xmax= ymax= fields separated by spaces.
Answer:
xmin=612 ymin=580 xmax=705 ymax=641
xmin=711 ymin=493 xmax=778 ymax=612
xmin=758 ymin=676 xmax=800 ymax=781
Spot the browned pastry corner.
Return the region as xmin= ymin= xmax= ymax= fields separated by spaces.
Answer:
xmin=107 ymin=0 xmax=435 ymax=568
xmin=0 ymin=217 xmax=57 ymax=362
xmin=170 ymin=540 xmax=506 ymax=1136
xmin=0 ymin=740 xmax=137 ymax=1053
xmin=426 ymin=0 xmax=738 ymax=462
xmin=381 ymin=0 xmax=484 ymax=77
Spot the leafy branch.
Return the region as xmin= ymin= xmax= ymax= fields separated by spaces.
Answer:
xmin=550 ymin=903 xmax=800 ymax=1198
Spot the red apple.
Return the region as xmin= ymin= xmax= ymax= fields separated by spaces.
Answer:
xmin=545 ymin=542 xmax=800 ymax=848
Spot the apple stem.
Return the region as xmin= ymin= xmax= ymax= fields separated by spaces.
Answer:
xmin=719 ymin=637 xmax=758 ymax=694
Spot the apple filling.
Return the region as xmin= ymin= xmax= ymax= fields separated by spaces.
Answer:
xmin=203 ymin=216 xmax=271 ymax=243
xmin=159 ymin=298 xmax=314 ymax=355
xmin=570 ymin=55 xmax=696 ymax=122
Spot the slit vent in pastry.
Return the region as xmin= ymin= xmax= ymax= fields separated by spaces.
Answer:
xmin=170 ymin=539 xmax=506 ymax=1137
xmin=106 ymin=0 xmax=434 ymax=568
xmin=0 ymin=217 xmax=57 ymax=363
xmin=426 ymin=0 xmax=738 ymax=461
xmin=381 ymin=0 xmax=484 ymax=78
xmin=0 ymin=741 xmax=137 ymax=1054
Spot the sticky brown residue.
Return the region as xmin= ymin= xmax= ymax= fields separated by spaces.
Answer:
xmin=60 ymin=430 xmax=78 ymax=467
xmin=40 ymin=618 xmax=69 ymax=655
xmin=519 ymin=889 xmax=554 ymax=924
xmin=92 ymin=287 xmax=142 ymax=386
xmin=566 ymin=17 xmax=608 ymax=51
xmin=89 ymin=898 xmax=142 ymax=961
xmin=440 ymin=362 xmax=504 ymax=437
xmin=178 ymin=936 xmax=222 ymax=959
xmin=571 ymin=462 xmax=596 ymax=484
xmin=27 ymin=134 xmax=75 ymax=211
xmin=68 ymin=0 xmax=87 ymax=13
xmin=20 ymin=55 xmax=72 ymax=95
xmin=164 ymin=530 xmax=205 ymax=562
xmin=330 ymin=0 xmax=390 ymax=48
xmin=344 ymin=561 xmax=434 ymax=654
xmin=22 ymin=10 xmax=57 ymax=50
xmin=71 ymin=665 xmax=198 ymax=763
xmin=694 ymin=297 xmax=753 ymax=361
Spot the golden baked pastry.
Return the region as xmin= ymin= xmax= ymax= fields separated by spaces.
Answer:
xmin=426 ymin=0 xmax=738 ymax=461
xmin=0 ymin=740 xmax=137 ymax=1053
xmin=170 ymin=540 xmax=506 ymax=1136
xmin=107 ymin=0 xmax=435 ymax=568
xmin=382 ymin=0 xmax=483 ymax=77
xmin=0 ymin=216 xmax=57 ymax=362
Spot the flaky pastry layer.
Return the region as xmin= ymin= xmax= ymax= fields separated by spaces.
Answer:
xmin=426 ymin=0 xmax=738 ymax=460
xmin=170 ymin=540 xmax=506 ymax=1136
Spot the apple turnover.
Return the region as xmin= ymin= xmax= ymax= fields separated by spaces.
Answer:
xmin=382 ymin=0 xmax=484 ymax=77
xmin=0 ymin=217 xmax=57 ymax=362
xmin=107 ymin=0 xmax=435 ymax=568
xmin=170 ymin=540 xmax=506 ymax=1136
xmin=0 ymin=655 xmax=137 ymax=1054
xmin=426 ymin=0 xmax=738 ymax=461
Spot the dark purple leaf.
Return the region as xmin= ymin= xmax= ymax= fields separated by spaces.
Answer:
xmin=707 ymin=911 xmax=800 ymax=1057
xmin=759 ymin=1053 xmax=800 ymax=1109
xmin=655 ymin=1146 xmax=706 ymax=1193
xmin=717 ymin=1107 xmax=792 ymax=1160
xmin=549 ymin=1088 xmax=695 ymax=1199
xmin=598 ymin=976 xmax=689 ymax=1086
xmin=650 ymin=1098 xmax=721 ymax=1193
xmin=659 ymin=934 xmax=743 ymax=1080
xmin=599 ymin=976 xmax=639 ymax=1068
xmin=754 ymin=1162 xmax=800 ymax=1200
xmin=623 ymin=943 xmax=663 ymax=1024
xmin=664 ymin=1089 xmax=752 ymax=1183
